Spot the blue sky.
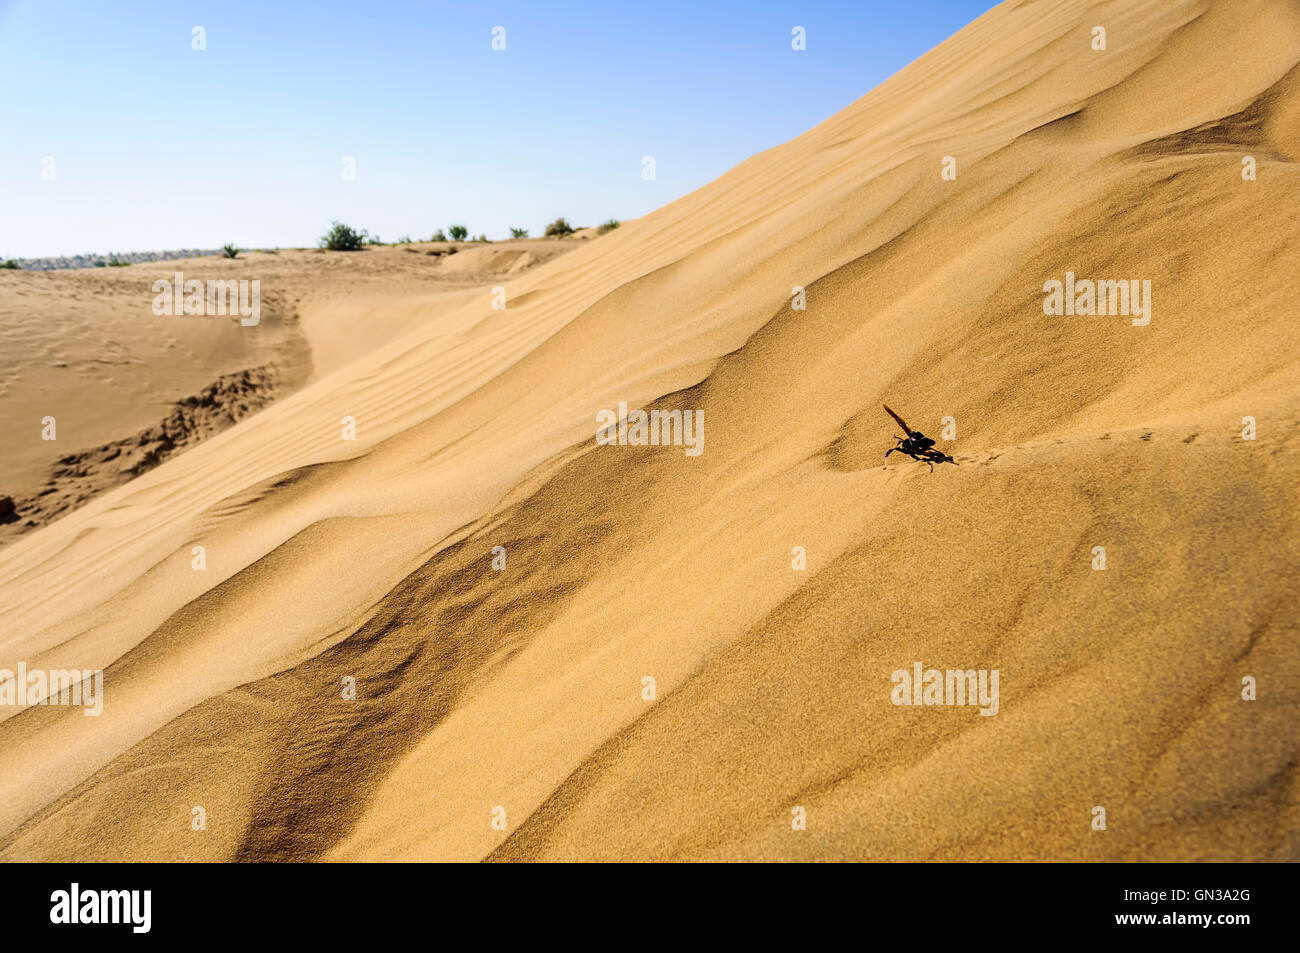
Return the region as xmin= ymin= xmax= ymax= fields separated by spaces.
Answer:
xmin=0 ymin=0 xmax=997 ymax=257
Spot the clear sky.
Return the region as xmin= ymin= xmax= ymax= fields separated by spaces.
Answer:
xmin=0 ymin=0 xmax=997 ymax=257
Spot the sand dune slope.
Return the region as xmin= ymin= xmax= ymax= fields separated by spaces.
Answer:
xmin=1 ymin=0 xmax=1298 ymax=861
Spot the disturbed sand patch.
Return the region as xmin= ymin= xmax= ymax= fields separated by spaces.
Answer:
xmin=0 ymin=360 xmax=299 ymax=547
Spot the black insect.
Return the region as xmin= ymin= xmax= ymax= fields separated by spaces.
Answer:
xmin=883 ymin=404 xmax=957 ymax=471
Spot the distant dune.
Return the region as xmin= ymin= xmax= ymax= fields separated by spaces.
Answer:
xmin=0 ymin=0 xmax=1296 ymax=861
xmin=0 ymin=240 xmax=579 ymax=547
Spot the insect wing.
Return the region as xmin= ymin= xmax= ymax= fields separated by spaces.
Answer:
xmin=883 ymin=404 xmax=915 ymax=436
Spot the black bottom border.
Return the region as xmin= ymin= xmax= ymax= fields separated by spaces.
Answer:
xmin=0 ymin=861 xmax=1284 ymax=940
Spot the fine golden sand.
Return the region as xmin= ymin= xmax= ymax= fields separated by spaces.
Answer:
xmin=1 ymin=0 xmax=1297 ymax=861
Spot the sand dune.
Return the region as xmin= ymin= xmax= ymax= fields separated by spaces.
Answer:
xmin=1 ymin=0 xmax=1297 ymax=861
xmin=0 ymin=240 xmax=579 ymax=547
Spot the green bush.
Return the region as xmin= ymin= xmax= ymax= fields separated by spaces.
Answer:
xmin=1 ymin=259 xmax=19 ymax=270
xmin=596 ymin=219 xmax=620 ymax=235
xmin=319 ymin=221 xmax=369 ymax=251
xmin=221 ymin=243 xmax=239 ymax=259
xmin=448 ymin=225 xmax=468 ymax=241
xmin=544 ymin=217 xmax=574 ymax=237
xmin=430 ymin=229 xmax=447 ymax=242
xmin=509 ymin=227 xmax=529 ymax=239
xmin=474 ymin=233 xmax=488 ymax=242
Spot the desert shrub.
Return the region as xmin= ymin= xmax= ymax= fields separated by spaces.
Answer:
xmin=509 ymin=227 xmax=529 ymax=238
xmin=430 ymin=229 xmax=447 ymax=242
xmin=474 ymin=233 xmax=488 ymax=242
xmin=396 ymin=235 xmax=413 ymax=244
xmin=1 ymin=259 xmax=19 ymax=269
xmin=544 ymin=217 xmax=574 ymax=237
xmin=596 ymin=219 xmax=620 ymax=235
xmin=448 ymin=225 xmax=468 ymax=241
xmin=221 ymin=243 xmax=239 ymax=259
xmin=319 ymin=221 xmax=369 ymax=251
